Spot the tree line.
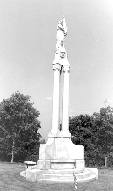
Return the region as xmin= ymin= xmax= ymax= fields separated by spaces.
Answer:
xmin=69 ymin=106 xmax=113 ymax=167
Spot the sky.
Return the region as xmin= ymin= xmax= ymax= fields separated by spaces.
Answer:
xmin=0 ymin=0 xmax=113 ymax=137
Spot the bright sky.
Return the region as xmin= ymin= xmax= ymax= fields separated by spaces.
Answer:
xmin=1 ymin=0 xmax=113 ymax=137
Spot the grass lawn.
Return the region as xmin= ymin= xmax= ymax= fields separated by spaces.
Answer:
xmin=0 ymin=162 xmax=112 ymax=191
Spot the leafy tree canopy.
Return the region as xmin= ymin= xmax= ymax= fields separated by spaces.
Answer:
xmin=69 ymin=106 xmax=113 ymax=167
xmin=0 ymin=92 xmax=41 ymax=162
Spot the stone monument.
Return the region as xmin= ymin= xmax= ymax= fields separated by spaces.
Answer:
xmin=20 ymin=18 xmax=98 ymax=182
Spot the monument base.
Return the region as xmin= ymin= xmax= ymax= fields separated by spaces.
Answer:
xmin=39 ymin=135 xmax=85 ymax=172
xmin=20 ymin=167 xmax=98 ymax=183
xmin=20 ymin=135 xmax=98 ymax=183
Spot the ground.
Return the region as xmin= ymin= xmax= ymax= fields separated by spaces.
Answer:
xmin=0 ymin=162 xmax=112 ymax=191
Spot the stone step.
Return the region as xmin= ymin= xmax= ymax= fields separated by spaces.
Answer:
xmin=21 ymin=168 xmax=98 ymax=183
xmin=39 ymin=175 xmax=74 ymax=182
xmin=41 ymin=171 xmax=88 ymax=179
xmin=38 ymin=168 xmax=88 ymax=176
xmin=38 ymin=168 xmax=84 ymax=174
xmin=41 ymin=174 xmax=73 ymax=178
xmin=37 ymin=168 xmax=97 ymax=183
xmin=42 ymin=170 xmax=74 ymax=174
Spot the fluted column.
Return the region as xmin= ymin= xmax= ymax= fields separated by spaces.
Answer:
xmin=49 ymin=63 xmax=61 ymax=137
xmin=62 ymin=64 xmax=71 ymax=137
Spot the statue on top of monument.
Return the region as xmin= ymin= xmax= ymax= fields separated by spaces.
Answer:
xmin=53 ymin=17 xmax=70 ymax=70
xmin=57 ymin=17 xmax=67 ymax=42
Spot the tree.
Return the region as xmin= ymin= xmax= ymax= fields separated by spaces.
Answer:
xmin=69 ymin=106 xmax=113 ymax=167
xmin=69 ymin=114 xmax=93 ymax=144
xmin=0 ymin=92 xmax=41 ymax=163
xmin=92 ymin=106 xmax=113 ymax=166
xmin=69 ymin=114 xmax=95 ymax=166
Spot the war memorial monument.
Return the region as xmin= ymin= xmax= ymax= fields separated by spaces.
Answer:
xmin=21 ymin=18 xmax=98 ymax=183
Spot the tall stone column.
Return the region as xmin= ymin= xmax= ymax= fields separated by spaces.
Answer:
xmin=49 ymin=63 xmax=61 ymax=137
xmin=62 ymin=64 xmax=71 ymax=137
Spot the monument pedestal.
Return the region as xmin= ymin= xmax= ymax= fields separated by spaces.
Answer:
xmin=39 ymin=136 xmax=84 ymax=171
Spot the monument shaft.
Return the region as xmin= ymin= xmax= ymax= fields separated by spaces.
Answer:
xmin=62 ymin=65 xmax=70 ymax=136
xmin=51 ymin=65 xmax=60 ymax=136
xmin=51 ymin=17 xmax=70 ymax=137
